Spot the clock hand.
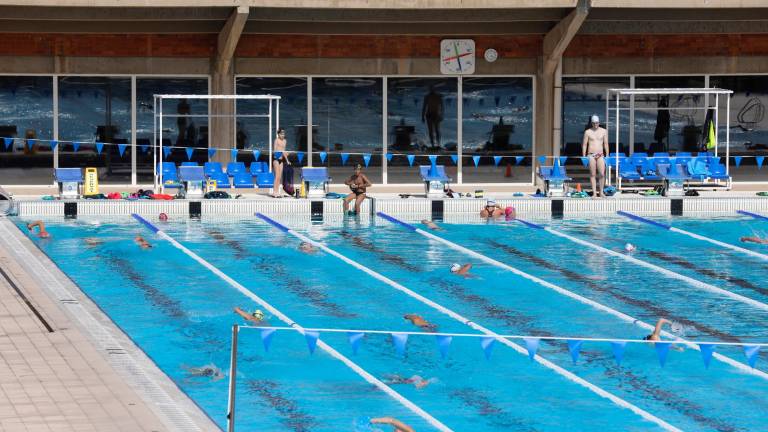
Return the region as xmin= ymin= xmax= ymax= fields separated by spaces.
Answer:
xmin=453 ymin=42 xmax=463 ymax=72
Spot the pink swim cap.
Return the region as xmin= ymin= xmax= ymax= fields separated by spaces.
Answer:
xmin=504 ymin=206 xmax=515 ymax=216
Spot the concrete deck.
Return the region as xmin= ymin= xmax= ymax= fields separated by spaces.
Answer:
xmin=0 ymin=217 xmax=220 ymax=432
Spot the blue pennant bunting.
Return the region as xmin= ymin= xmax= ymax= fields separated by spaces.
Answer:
xmin=580 ymin=157 xmax=590 ymax=167
xmin=341 ymin=153 xmax=350 ymax=165
xmin=50 ymin=140 xmax=58 ymax=150
xmin=296 ymin=151 xmax=305 ymax=164
xmin=472 ymin=155 xmax=480 ymax=167
xmin=756 ymin=156 xmax=765 ymax=170
xmin=305 ymin=331 xmax=320 ymax=355
xmin=208 ymin=148 xmax=217 ymax=159
xmin=744 ymin=344 xmax=760 ymax=368
xmin=261 ymin=328 xmax=276 ymax=352
xmin=655 ymin=342 xmax=671 ymax=367
xmin=450 ymin=155 xmax=458 ymax=165
xmin=537 ymin=155 xmax=546 ymax=165
xmin=515 ymin=156 xmax=524 ymax=165
xmin=428 ymin=155 xmax=438 ymax=166
xmin=392 ymin=333 xmax=408 ymax=357
xmin=481 ymin=337 xmax=495 ymax=360
xmin=698 ymin=343 xmax=716 ymax=369
xmin=163 ymin=147 xmax=171 ymax=158
xmin=72 ymin=142 xmax=80 ymax=153
xmin=524 ymin=338 xmax=540 ymax=361
xmin=26 ymin=139 xmax=36 ymax=150
xmin=252 ymin=149 xmax=260 ymax=161
xmin=95 ymin=142 xmax=104 ymax=154
xmin=436 ymin=335 xmax=452 ymax=359
xmin=611 ymin=341 xmax=627 ymax=365
xmin=3 ymin=137 xmax=12 ymax=149
xmin=348 ymin=332 xmax=364 ymax=355
xmin=385 ymin=153 xmax=393 ymax=162
xmin=118 ymin=143 xmax=127 ymax=157
xmin=231 ymin=148 xmax=239 ymax=161
xmin=559 ymin=156 xmax=568 ymax=166
xmin=734 ymin=156 xmax=742 ymax=167
xmin=406 ymin=154 xmax=415 ymax=166
xmin=567 ymin=340 xmax=583 ymax=364
xmin=363 ymin=153 xmax=371 ymax=167
xmin=320 ymin=151 xmax=328 ymax=163
xmin=493 ymin=156 xmax=502 ymax=166
xmin=141 ymin=144 xmax=149 ymax=154
xmin=185 ymin=147 xmax=194 ymax=161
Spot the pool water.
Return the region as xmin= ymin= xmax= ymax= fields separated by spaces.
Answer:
xmin=14 ymin=213 xmax=768 ymax=431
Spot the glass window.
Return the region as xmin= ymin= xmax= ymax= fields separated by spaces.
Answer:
xmin=387 ymin=77 xmax=458 ymax=183
xmin=58 ymin=76 xmax=131 ymax=184
xmin=136 ymin=78 xmax=208 ymax=182
xmin=461 ymin=77 xmax=533 ymax=183
xmin=0 ymin=76 xmax=54 ymax=185
xmin=313 ymin=77 xmax=383 ymax=183
xmin=710 ymin=75 xmax=768 ymax=182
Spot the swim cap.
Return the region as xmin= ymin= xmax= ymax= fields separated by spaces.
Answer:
xmin=450 ymin=263 xmax=461 ymax=273
xmin=624 ymin=243 xmax=636 ymax=252
xmin=504 ymin=206 xmax=515 ymax=216
xmin=591 ymin=115 xmax=600 ymax=123
xmin=252 ymin=309 xmax=265 ymax=320
xmin=486 ymin=199 xmax=496 ymax=206
xmin=159 ymin=212 xmax=168 ymax=221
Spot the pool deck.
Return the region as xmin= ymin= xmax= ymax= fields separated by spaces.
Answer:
xmin=0 ymin=217 xmax=220 ymax=432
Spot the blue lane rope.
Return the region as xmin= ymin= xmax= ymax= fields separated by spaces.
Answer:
xmin=515 ymin=218 xmax=545 ymax=230
xmin=131 ymin=213 xmax=160 ymax=233
xmin=375 ymin=212 xmax=417 ymax=231
xmin=255 ymin=212 xmax=290 ymax=232
xmin=616 ymin=211 xmax=672 ymax=230
xmin=737 ymin=210 xmax=768 ymax=222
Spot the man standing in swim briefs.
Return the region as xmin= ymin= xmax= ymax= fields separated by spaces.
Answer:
xmin=582 ymin=115 xmax=610 ymax=198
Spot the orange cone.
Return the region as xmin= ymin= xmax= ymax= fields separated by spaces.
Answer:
xmin=505 ymin=163 xmax=512 ymax=178
xmin=576 ymin=183 xmax=582 ymax=192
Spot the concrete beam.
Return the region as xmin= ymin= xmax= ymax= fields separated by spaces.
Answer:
xmin=0 ymin=0 xmax=579 ymax=8
xmin=214 ymin=5 xmax=248 ymax=75
xmin=542 ymin=0 xmax=590 ymax=76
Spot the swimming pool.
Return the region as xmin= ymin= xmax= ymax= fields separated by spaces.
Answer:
xmin=14 ymin=213 xmax=768 ymax=431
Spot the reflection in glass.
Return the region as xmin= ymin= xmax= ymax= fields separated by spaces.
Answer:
xmin=562 ymin=77 xmax=630 ymax=156
xmin=0 ymin=76 xmax=54 ymax=185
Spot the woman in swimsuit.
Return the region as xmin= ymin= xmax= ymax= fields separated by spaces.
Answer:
xmin=343 ymin=164 xmax=372 ymax=215
xmin=272 ymin=128 xmax=289 ymax=198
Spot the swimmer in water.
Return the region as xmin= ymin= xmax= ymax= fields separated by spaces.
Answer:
xmin=134 ymin=236 xmax=151 ymax=249
xmin=403 ymin=314 xmax=437 ymax=332
xmin=740 ymin=236 xmax=768 ymax=245
xmin=370 ymin=417 xmax=414 ymax=432
xmin=480 ymin=199 xmax=504 ymax=218
xmin=159 ymin=212 xmax=168 ymax=222
xmin=643 ymin=318 xmax=684 ymax=351
xmin=625 ymin=243 xmax=636 ymax=252
xmin=234 ymin=306 xmax=267 ymax=325
xmin=421 ymin=219 xmax=441 ymax=230
xmin=299 ymin=242 xmax=318 ymax=254
xmin=27 ymin=220 xmax=50 ymax=238
xmin=209 ymin=230 xmax=226 ymax=241
xmin=182 ymin=363 xmax=225 ymax=381
xmin=450 ymin=262 xmax=472 ymax=277
xmin=384 ymin=374 xmax=435 ymax=389
xmin=84 ymin=237 xmax=103 ymax=247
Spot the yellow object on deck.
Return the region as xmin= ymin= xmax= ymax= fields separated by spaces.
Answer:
xmin=84 ymin=167 xmax=99 ymax=195
xmin=206 ymin=179 xmax=217 ymax=192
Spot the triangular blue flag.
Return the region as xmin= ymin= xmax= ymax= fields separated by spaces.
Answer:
xmin=436 ymin=335 xmax=452 ymax=359
xmin=49 ymin=140 xmax=58 ymax=150
xmin=472 ymin=155 xmax=480 ymax=167
xmin=538 ymin=155 xmax=546 ymax=165
xmin=757 ymin=156 xmax=764 ymax=170
xmin=392 ymin=333 xmax=408 ymax=357
xmin=95 ymin=142 xmax=104 ymax=154
xmin=185 ymin=147 xmax=194 ymax=160
xmin=559 ymin=156 xmax=568 ymax=165
xmin=341 ymin=153 xmax=350 ymax=165
xmin=118 ymin=143 xmax=127 ymax=157
xmin=655 ymin=342 xmax=671 ymax=367
xmin=72 ymin=141 xmax=80 ymax=152
xmin=296 ymin=151 xmax=305 ymax=164
xmin=305 ymin=331 xmax=319 ymax=355
xmin=2 ymin=137 xmax=11 ymax=149
xmin=407 ymin=154 xmax=415 ymax=166
xmin=567 ymin=340 xmax=583 ymax=364
xmin=163 ymin=147 xmax=171 ymax=158
xmin=348 ymin=332 xmax=364 ymax=355
xmin=515 ymin=156 xmax=524 ymax=165
xmin=481 ymin=337 xmax=495 ymax=360
xmin=698 ymin=343 xmax=716 ymax=369
xmin=252 ymin=149 xmax=260 ymax=161
xmin=320 ymin=151 xmax=328 ymax=163
xmin=580 ymin=157 xmax=590 ymax=167
xmin=363 ymin=153 xmax=372 ymax=167
xmin=734 ymin=156 xmax=742 ymax=167
xmin=260 ymin=328 xmax=276 ymax=352
xmin=493 ymin=156 xmax=502 ymax=166
xmin=450 ymin=154 xmax=458 ymax=165
xmin=611 ymin=341 xmax=627 ymax=365
xmin=27 ymin=139 xmax=36 ymax=150
xmin=208 ymin=148 xmax=217 ymax=159
xmin=385 ymin=153 xmax=393 ymax=162
xmin=744 ymin=344 xmax=760 ymax=368
xmin=141 ymin=144 xmax=149 ymax=153
xmin=231 ymin=148 xmax=238 ymax=161
xmin=524 ymin=338 xmax=540 ymax=361
xmin=428 ymin=155 xmax=437 ymax=165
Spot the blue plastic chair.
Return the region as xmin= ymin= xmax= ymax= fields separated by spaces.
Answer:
xmin=204 ymin=162 xmax=224 ymax=177
xmin=158 ymin=162 xmax=182 ymax=188
xmin=250 ymin=162 xmax=267 ymax=175
xmin=233 ymin=172 xmax=254 ymax=188
xmin=181 ymin=162 xmax=198 ymax=167
xmin=226 ymin=162 xmax=246 ymax=176
xmin=256 ymin=172 xmax=275 ymax=189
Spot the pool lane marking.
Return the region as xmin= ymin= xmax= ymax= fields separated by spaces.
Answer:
xmin=376 ymin=212 xmax=768 ymax=382
xmin=256 ymin=213 xmax=682 ymax=432
xmin=737 ymin=210 xmax=768 ymax=222
xmin=618 ymin=211 xmax=768 ymax=262
xmin=129 ymin=214 xmax=453 ymax=432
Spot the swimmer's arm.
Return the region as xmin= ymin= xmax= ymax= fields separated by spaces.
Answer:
xmin=653 ymin=318 xmax=670 ymax=337
xmin=371 ymin=417 xmax=414 ymax=432
xmin=582 ymin=131 xmax=589 ymax=157
xmin=233 ymin=307 xmax=254 ymax=322
xmin=602 ymin=129 xmax=609 ymax=157
xmin=360 ymin=174 xmax=372 ymax=188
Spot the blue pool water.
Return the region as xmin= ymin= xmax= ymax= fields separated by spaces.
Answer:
xmin=14 ymin=213 xmax=768 ymax=431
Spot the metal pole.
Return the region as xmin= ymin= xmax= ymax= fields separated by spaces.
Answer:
xmin=382 ymin=77 xmax=388 ymax=184
xmin=726 ymin=93 xmax=730 ymax=176
xmin=307 ymin=77 xmax=312 ymax=171
xmin=159 ymin=97 xmax=164 ymax=193
xmin=53 ymin=76 xmax=59 ymax=181
xmin=457 ymin=76 xmax=463 ymax=184
xmin=616 ymin=91 xmax=621 ymax=190
xmin=277 ymin=96 xmax=283 ymax=166
xmin=714 ymin=93 xmax=719 ymax=157
xmin=605 ymin=89 xmax=609 ymax=185
xmin=153 ymin=96 xmax=157 ymax=192
xmin=268 ymin=100 xmax=273 ymax=172
xmin=226 ymin=324 xmax=239 ymax=432
xmin=131 ymin=76 xmax=137 ymax=186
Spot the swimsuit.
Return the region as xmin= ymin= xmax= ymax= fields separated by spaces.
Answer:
xmin=588 ymin=153 xmax=604 ymax=159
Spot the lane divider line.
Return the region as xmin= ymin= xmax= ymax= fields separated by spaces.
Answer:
xmin=258 ymin=212 xmax=682 ymax=432
xmin=376 ymin=212 xmax=768 ymax=382
xmin=130 ymin=214 xmax=453 ymax=432
xmin=737 ymin=210 xmax=768 ymax=222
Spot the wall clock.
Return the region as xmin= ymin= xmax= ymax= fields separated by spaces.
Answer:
xmin=440 ymin=39 xmax=475 ymax=75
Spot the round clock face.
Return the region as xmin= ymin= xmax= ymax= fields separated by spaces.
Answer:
xmin=484 ymin=48 xmax=498 ymax=63
xmin=440 ymin=39 xmax=475 ymax=75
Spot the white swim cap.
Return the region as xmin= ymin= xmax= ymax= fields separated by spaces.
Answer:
xmin=591 ymin=115 xmax=600 ymax=123
xmin=486 ymin=199 xmax=496 ymax=206
xmin=625 ymin=243 xmax=636 ymax=252
xmin=450 ymin=263 xmax=461 ymax=273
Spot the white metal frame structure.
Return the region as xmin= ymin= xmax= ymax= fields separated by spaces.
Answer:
xmin=153 ymin=94 xmax=280 ymax=192
xmin=605 ymin=87 xmax=733 ymax=189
